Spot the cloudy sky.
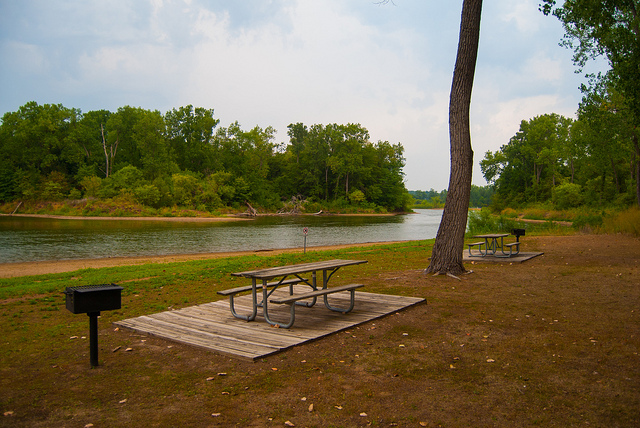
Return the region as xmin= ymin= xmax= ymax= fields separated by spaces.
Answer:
xmin=0 ymin=0 xmax=606 ymax=190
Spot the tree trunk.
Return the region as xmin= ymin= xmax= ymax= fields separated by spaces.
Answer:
xmin=634 ymin=132 xmax=640 ymax=205
xmin=426 ymin=0 xmax=482 ymax=276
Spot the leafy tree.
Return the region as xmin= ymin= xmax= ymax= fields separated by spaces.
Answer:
xmin=541 ymin=0 xmax=640 ymax=204
xmin=134 ymin=109 xmax=176 ymax=181
xmin=66 ymin=109 xmax=111 ymax=180
xmin=481 ymin=113 xmax=573 ymax=205
xmin=328 ymin=123 xmax=368 ymax=197
xmin=541 ymin=0 xmax=640 ymax=123
xmin=164 ymin=105 xmax=219 ymax=174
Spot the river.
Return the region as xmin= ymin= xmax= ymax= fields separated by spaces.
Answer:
xmin=0 ymin=209 xmax=442 ymax=263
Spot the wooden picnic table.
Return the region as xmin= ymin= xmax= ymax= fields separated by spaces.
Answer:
xmin=220 ymin=259 xmax=367 ymax=328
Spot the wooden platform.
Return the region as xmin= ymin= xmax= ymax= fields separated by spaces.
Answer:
xmin=463 ymin=251 xmax=543 ymax=263
xmin=114 ymin=290 xmax=425 ymax=360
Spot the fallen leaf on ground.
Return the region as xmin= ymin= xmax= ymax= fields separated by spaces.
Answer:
xmin=360 ymin=412 xmax=368 ymax=417
xmin=308 ymin=404 xmax=313 ymax=412
xmin=285 ymin=421 xmax=295 ymax=427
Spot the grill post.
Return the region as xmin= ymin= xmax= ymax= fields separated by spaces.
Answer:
xmin=64 ymin=284 xmax=123 ymax=367
xmin=88 ymin=312 xmax=100 ymax=367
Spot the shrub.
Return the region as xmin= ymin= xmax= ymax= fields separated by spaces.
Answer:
xmin=134 ymin=184 xmax=161 ymax=207
xmin=572 ymin=213 xmax=603 ymax=231
xmin=80 ymin=176 xmax=101 ymax=198
xmin=467 ymin=208 xmax=521 ymax=235
xmin=553 ymin=183 xmax=583 ymax=209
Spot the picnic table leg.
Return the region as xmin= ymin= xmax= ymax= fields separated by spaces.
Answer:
xmin=319 ymin=269 xmax=357 ymax=313
xmin=262 ymin=282 xmax=296 ymax=328
xmin=323 ymin=288 xmax=358 ymax=313
xmin=294 ymin=270 xmax=318 ymax=308
xmin=228 ymin=278 xmax=258 ymax=321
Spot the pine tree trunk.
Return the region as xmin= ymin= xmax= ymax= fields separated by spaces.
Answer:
xmin=426 ymin=0 xmax=482 ymax=276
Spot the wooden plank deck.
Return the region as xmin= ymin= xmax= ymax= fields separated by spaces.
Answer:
xmin=463 ymin=251 xmax=543 ymax=263
xmin=114 ymin=290 xmax=425 ymax=360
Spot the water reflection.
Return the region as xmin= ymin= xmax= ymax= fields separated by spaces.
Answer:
xmin=0 ymin=209 xmax=442 ymax=263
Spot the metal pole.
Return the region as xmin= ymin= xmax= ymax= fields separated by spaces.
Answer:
xmin=304 ymin=235 xmax=307 ymax=254
xmin=88 ymin=312 xmax=100 ymax=367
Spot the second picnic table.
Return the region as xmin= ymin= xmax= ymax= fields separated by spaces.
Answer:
xmin=220 ymin=259 xmax=367 ymax=328
xmin=467 ymin=233 xmax=522 ymax=258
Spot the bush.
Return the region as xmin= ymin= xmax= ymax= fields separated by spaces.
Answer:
xmin=572 ymin=213 xmax=603 ymax=231
xmin=553 ymin=183 xmax=583 ymax=209
xmin=467 ymin=208 xmax=521 ymax=235
xmin=80 ymin=176 xmax=101 ymax=198
xmin=134 ymin=184 xmax=161 ymax=207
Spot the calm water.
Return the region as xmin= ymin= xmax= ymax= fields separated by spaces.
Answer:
xmin=0 ymin=209 xmax=442 ymax=263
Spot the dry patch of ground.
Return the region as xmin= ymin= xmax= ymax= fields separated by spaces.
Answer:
xmin=1 ymin=234 xmax=638 ymax=427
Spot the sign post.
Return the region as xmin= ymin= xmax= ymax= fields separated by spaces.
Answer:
xmin=303 ymin=227 xmax=308 ymax=254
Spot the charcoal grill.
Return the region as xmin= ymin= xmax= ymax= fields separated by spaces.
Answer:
xmin=511 ymin=228 xmax=526 ymax=241
xmin=64 ymin=284 xmax=123 ymax=367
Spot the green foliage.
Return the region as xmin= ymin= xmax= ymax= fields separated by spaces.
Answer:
xmin=572 ymin=212 xmax=603 ymax=230
xmin=0 ymin=102 xmax=410 ymax=213
xmin=552 ymin=182 xmax=583 ymax=209
xmin=537 ymin=0 xmax=640 ymax=209
xmin=483 ymin=106 xmax=637 ymax=209
xmin=134 ymin=184 xmax=161 ymax=207
xmin=409 ymin=185 xmax=493 ymax=209
xmin=466 ymin=208 xmax=520 ymax=235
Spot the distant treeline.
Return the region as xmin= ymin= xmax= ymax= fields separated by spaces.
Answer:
xmin=409 ymin=185 xmax=493 ymax=209
xmin=0 ymin=102 xmax=411 ymax=212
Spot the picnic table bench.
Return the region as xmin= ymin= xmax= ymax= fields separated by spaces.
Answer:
xmin=219 ymin=259 xmax=367 ymax=328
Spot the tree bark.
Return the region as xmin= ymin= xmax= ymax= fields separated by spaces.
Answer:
xmin=426 ymin=0 xmax=482 ymax=276
xmin=634 ymin=131 xmax=640 ymax=205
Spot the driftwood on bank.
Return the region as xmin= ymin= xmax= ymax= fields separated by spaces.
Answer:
xmin=244 ymin=201 xmax=258 ymax=217
xmin=277 ymin=195 xmax=307 ymax=215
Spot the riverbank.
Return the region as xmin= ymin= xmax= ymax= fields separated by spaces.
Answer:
xmin=0 ymin=213 xmax=249 ymax=222
xmin=0 ymin=241 xmax=409 ymax=278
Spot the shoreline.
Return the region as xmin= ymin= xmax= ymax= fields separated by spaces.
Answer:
xmin=0 ymin=213 xmax=250 ymax=222
xmin=0 ymin=241 xmax=410 ymax=278
xmin=1 ymin=211 xmax=404 ymax=222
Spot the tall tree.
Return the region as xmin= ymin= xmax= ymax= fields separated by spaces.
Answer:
xmin=541 ymin=0 xmax=640 ymax=204
xmin=426 ymin=0 xmax=483 ymax=276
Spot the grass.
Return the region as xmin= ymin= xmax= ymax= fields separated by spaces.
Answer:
xmin=1 ymin=235 xmax=639 ymax=427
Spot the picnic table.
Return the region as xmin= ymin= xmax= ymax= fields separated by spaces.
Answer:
xmin=467 ymin=229 xmax=524 ymax=258
xmin=219 ymin=259 xmax=367 ymax=328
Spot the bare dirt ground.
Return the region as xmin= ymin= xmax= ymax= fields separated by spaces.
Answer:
xmin=1 ymin=233 xmax=639 ymax=427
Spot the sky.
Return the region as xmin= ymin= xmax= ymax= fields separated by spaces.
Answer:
xmin=0 ymin=0 xmax=607 ymax=191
